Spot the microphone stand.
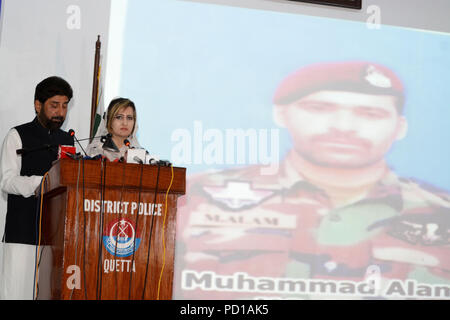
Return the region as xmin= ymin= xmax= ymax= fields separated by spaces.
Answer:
xmin=69 ymin=130 xmax=88 ymax=157
xmin=16 ymin=144 xmax=57 ymax=155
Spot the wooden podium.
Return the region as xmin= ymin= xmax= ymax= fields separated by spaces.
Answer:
xmin=36 ymin=158 xmax=186 ymax=300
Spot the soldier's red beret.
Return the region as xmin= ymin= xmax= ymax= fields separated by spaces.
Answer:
xmin=273 ymin=61 xmax=405 ymax=105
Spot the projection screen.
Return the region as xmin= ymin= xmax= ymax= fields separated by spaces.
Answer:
xmin=105 ymin=0 xmax=450 ymax=299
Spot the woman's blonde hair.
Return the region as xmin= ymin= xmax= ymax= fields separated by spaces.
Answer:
xmin=105 ymin=98 xmax=137 ymax=135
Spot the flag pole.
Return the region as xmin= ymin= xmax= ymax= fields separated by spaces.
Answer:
xmin=90 ymin=35 xmax=101 ymax=142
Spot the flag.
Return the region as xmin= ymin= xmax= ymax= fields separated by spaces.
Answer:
xmin=90 ymin=36 xmax=104 ymax=138
xmin=92 ymin=64 xmax=104 ymax=138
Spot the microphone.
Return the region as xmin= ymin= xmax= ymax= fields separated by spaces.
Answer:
xmin=133 ymin=156 xmax=144 ymax=164
xmin=124 ymin=140 xmax=147 ymax=164
xmin=101 ymin=133 xmax=112 ymax=143
xmin=60 ymin=150 xmax=83 ymax=160
xmin=101 ymin=133 xmax=119 ymax=152
xmin=69 ymin=129 xmax=88 ymax=157
xmin=144 ymin=150 xmax=158 ymax=165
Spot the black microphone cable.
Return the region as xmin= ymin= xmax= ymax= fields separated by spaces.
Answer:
xmin=128 ymin=159 xmax=145 ymax=299
xmin=141 ymin=163 xmax=162 ymax=299
xmin=96 ymin=158 xmax=107 ymax=299
xmin=113 ymin=159 xmax=128 ymax=299
xmin=81 ymin=156 xmax=88 ymax=299
xmin=68 ymin=129 xmax=88 ymax=157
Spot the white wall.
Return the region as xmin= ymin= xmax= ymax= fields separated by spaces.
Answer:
xmin=0 ymin=0 xmax=111 ymax=270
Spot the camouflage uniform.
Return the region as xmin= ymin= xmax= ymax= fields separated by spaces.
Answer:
xmin=174 ymin=61 xmax=450 ymax=299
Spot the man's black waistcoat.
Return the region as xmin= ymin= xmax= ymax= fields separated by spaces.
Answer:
xmin=3 ymin=117 xmax=74 ymax=245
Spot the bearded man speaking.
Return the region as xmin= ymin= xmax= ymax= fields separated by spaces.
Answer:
xmin=0 ymin=76 xmax=74 ymax=299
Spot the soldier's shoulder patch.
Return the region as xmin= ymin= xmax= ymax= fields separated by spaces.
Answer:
xmin=187 ymin=165 xmax=267 ymax=186
xmin=370 ymin=212 xmax=450 ymax=246
xmin=201 ymin=180 xmax=277 ymax=211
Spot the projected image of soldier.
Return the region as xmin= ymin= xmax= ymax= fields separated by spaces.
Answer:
xmin=175 ymin=61 xmax=450 ymax=299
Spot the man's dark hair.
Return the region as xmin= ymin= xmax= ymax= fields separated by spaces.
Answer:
xmin=34 ymin=76 xmax=73 ymax=104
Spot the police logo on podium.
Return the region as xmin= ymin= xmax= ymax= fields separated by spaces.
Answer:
xmin=103 ymin=218 xmax=141 ymax=257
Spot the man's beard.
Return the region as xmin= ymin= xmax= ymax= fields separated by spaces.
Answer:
xmin=295 ymin=147 xmax=383 ymax=169
xmin=38 ymin=111 xmax=64 ymax=130
xmin=293 ymin=132 xmax=383 ymax=169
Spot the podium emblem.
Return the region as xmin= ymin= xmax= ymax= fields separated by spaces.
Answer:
xmin=103 ymin=218 xmax=142 ymax=257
